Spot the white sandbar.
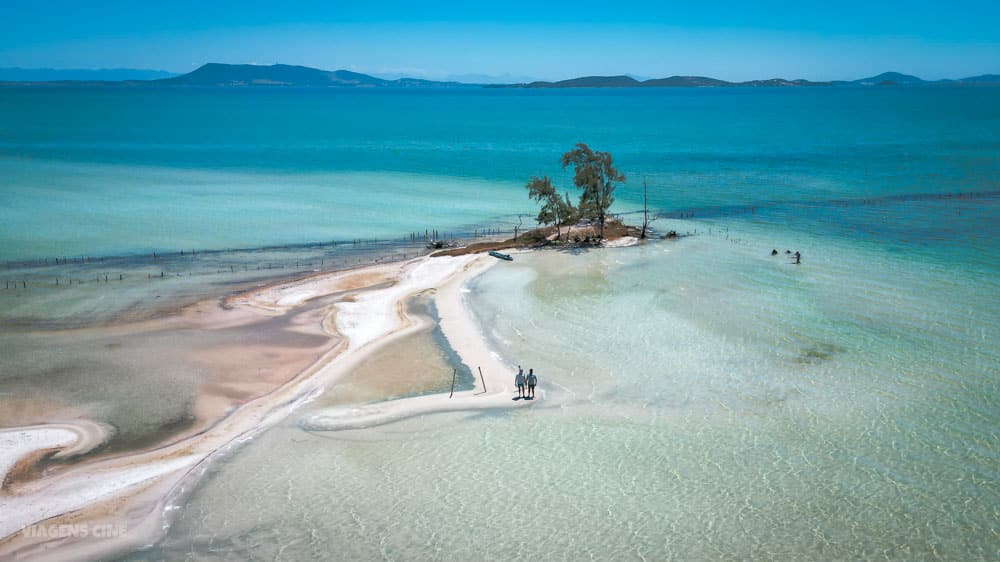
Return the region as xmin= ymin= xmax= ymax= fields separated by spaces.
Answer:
xmin=0 ymin=253 xmax=522 ymax=561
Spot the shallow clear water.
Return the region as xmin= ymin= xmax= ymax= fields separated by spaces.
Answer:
xmin=0 ymin=239 xmax=430 ymax=327
xmin=1 ymin=86 xmax=998 ymax=559
xmin=0 ymin=158 xmax=522 ymax=261
xmin=128 ymin=199 xmax=998 ymax=561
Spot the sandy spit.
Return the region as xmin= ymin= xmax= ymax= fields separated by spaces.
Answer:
xmin=0 ymin=254 xmax=521 ymax=561
xmin=302 ymin=253 xmax=534 ymax=431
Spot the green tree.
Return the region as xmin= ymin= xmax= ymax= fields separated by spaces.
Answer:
xmin=560 ymin=191 xmax=578 ymax=232
xmin=526 ymin=176 xmax=576 ymax=240
xmin=560 ymin=143 xmax=625 ymax=238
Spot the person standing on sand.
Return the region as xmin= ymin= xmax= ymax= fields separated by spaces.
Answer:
xmin=527 ymin=369 xmax=537 ymax=399
xmin=515 ymin=368 xmax=526 ymax=399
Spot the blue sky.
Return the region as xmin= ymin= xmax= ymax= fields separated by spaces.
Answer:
xmin=2 ymin=0 xmax=998 ymax=81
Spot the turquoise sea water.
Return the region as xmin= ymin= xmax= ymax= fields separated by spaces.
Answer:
xmin=1 ymin=86 xmax=999 ymax=559
xmin=2 ymin=86 xmax=998 ymax=261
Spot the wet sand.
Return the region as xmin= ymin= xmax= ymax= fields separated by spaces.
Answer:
xmin=0 ymin=272 xmax=345 ymax=458
xmin=300 ymin=253 xmax=535 ymax=432
xmin=0 ymin=253 xmax=522 ymax=561
xmin=315 ymin=295 xmax=472 ymax=407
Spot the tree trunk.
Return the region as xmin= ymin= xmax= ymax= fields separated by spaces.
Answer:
xmin=599 ymin=198 xmax=607 ymax=240
xmin=597 ymin=182 xmax=608 ymax=240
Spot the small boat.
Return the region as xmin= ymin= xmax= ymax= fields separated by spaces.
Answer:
xmin=488 ymin=250 xmax=513 ymax=261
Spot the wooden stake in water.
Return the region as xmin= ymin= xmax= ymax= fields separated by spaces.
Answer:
xmin=478 ymin=366 xmax=487 ymax=394
xmin=449 ymin=368 xmax=457 ymax=399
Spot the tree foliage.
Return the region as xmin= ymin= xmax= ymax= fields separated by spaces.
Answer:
xmin=525 ymin=143 xmax=622 ymax=241
xmin=560 ymin=143 xmax=625 ymax=238
xmin=526 ymin=175 xmax=576 ymax=239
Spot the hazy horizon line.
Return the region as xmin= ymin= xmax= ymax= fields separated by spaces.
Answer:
xmin=2 ymin=62 xmax=999 ymax=84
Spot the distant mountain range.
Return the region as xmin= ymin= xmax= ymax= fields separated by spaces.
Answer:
xmin=501 ymin=71 xmax=1000 ymax=88
xmin=157 ymin=63 xmax=468 ymax=88
xmin=0 ymin=67 xmax=176 ymax=81
xmin=501 ymin=75 xmax=834 ymax=88
xmin=851 ymin=71 xmax=1000 ymax=86
xmin=851 ymin=71 xmax=926 ymax=86
xmin=1 ymin=63 xmax=998 ymax=88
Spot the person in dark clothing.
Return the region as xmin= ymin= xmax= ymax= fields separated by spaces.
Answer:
xmin=526 ymin=369 xmax=537 ymax=399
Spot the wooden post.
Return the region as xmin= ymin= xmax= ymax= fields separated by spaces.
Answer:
xmin=478 ymin=366 xmax=487 ymax=393
xmin=641 ymin=178 xmax=649 ymax=239
xmin=449 ymin=368 xmax=457 ymax=398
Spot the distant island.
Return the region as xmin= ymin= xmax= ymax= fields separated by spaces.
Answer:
xmin=0 ymin=67 xmax=176 ymax=82
xmin=497 ymin=71 xmax=1000 ymax=88
xmin=1 ymin=63 xmax=998 ymax=88
xmin=158 ymin=63 xmax=470 ymax=88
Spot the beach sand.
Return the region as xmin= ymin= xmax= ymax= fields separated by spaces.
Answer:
xmin=0 ymin=253 xmax=524 ymax=561
xmin=301 ymin=254 xmax=529 ymax=432
xmin=314 ymin=295 xmax=462 ymax=406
